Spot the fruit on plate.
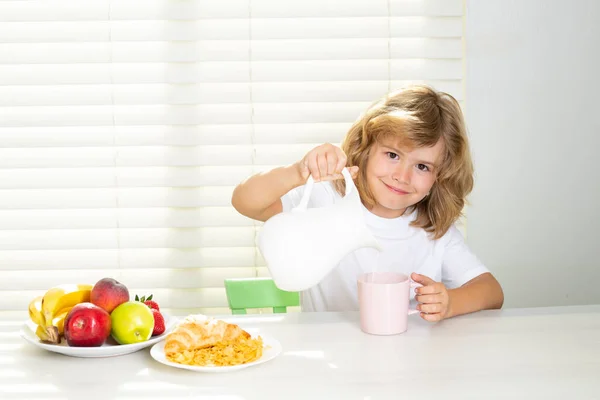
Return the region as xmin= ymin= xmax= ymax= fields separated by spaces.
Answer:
xmin=90 ymin=277 xmax=130 ymax=314
xmin=135 ymin=294 xmax=159 ymax=311
xmin=63 ymin=302 xmax=112 ymax=347
xmin=33 ymin=284 xmax=93 ymax=344
xmin=134 ymin=294 xmax=165 ymax=337
xmin=33 ymin=312 xmax=73 ymax=343
xmin=28 ymin=295 xmax=44 ymax=326
xmin=151 ymin=308 xmax=165 ymax=336
xmin=31 ymin=303 xmax=73 ymax=342
xmin=110 ymin=301 xmax=154 ymax=345
xmin=52 ymin=306 xmax=73 ymax=336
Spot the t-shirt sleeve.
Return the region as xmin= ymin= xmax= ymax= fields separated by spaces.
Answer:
xmin=280 ymin=181 xmax=338 ymax=212
xmin=441 ymin=225 xmax=490 ymax=289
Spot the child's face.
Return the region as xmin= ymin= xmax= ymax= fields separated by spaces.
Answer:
xmin=365 ymin=137 xmax=443 ymax=218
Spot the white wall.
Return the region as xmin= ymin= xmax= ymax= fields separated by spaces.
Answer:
xmin=465 ymin=0 xmax=600 ymax=307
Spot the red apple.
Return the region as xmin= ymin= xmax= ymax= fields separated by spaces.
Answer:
xmin=64 ymin=302 xmax=111 ymax=347
xmin=90 ymin=277 xmax=129 ymax=313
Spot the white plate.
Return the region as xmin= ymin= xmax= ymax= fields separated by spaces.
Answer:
xmin=150 ymin=331 xmax=281 ymax=373
xmin=20 ymin=315 xmax=177 ymax=358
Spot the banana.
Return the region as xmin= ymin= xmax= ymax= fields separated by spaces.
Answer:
xmin=39 ymin=284 xmax=92 ymax=344
xmin=41 ymin=284 xmax=92 ymax=323
xmin=33 ymin=307 xmax=74 ymax=343
xmin=28 ymin=295 xmax=44 ymax=326
xmin=53 ymin=306 xmax=73 ymax=335
xmin=35 ymin=325 xmax=51 ymax=342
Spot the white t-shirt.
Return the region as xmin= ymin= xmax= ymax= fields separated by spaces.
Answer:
xmin=280 ymin=181 xmax=490 ymax=312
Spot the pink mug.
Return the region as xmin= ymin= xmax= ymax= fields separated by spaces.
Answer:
xmin=357 ymin=272 xmax=420 ymax=335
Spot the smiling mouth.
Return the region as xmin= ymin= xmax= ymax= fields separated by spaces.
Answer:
xmin=383 ymin=182 xmax=410 ymax=195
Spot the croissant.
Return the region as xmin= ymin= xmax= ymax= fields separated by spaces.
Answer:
xmin=164 ymin=315 xmax=250 ymax=356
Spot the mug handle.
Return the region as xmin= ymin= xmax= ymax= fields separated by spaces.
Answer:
xmin=408 ymin=280 xmax=423 ymax=315
xmin=294 ymin=167 xmax=354 ymax=212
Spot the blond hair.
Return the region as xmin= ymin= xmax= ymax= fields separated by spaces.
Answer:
xmin=333 ymin=85 xmax=474 ymax=239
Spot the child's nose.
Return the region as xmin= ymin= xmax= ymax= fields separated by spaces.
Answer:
xmin=392 ymin=162 xmax=411 ymax=184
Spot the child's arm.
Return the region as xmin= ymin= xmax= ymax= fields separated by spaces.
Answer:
xmin=232 ymin=143 xmax=355 ymax=222
xmin=446 ymin=272 xmax=504 ymax=318
xmin=231 ymin=163 xmax=305 ymax=222
xmin=412 ymin=272 xmax=504 ymax=322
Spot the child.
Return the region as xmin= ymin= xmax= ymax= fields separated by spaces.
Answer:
xmin=232 ymin=85 xmax=504 ymax=321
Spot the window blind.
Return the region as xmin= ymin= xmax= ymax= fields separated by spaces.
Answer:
xmin=0 ymin=0 xmax=465 ymax=319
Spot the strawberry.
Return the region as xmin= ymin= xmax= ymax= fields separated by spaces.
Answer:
xmin=151 ymin=309 xmax=165 ymax=336
xmin=144 ymin=300 xmax=160 ymax=311
xmin=135 ymin=294 xmax=160 ymax=311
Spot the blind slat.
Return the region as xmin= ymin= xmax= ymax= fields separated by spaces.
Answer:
xmin=111 ymin=0 xmax=251 ymax=20
xmin=0 ymin=207 xmax=251 ymax=230
xmin=0 ymin=63 xmax=250 ymax=86
xmin=0 ymin=59 xmax=460 ymax=86
xmin=0 ymin=187 xmax=235 ymax=209
xmin=390 ymin=17 xmax=462 ymax=38
xmin=0 ymin=189 xmax=117 ymax=209
xmin=0 ymin=0 xmax=250 ymax=22
xmin=0 ymin=267 xmax=258 ymax=291
xmin=0 ymin=123 xmax=345 ymax=147
xmin=0 ymin=144 xmax=314 ymax=168
xmin=1 ymin=0 xmax=461 ymax=21
xmin=0 ymin=1 xmax=110 ymax=22
xmin=1 ymin=18 xmax=462 ymax=43
xmin=0 ymin=167 xmax=256 ymax=189
xmin=252 ymin=0 xmax=462 ymax=18
xmin=0 ymin=125 xmax=254 ymax=147
xmin=252 ymin=59 xmax=461 ymax=81
xmin=0 ymin=227 xmax=256 ymax=250
xmin=1 ymin=287 xmax=230 ymax=310
xmin=250 ymin=0 xmax=387 ymax=18
xmin=0 ymin=21 xmax=110 ymax=43
xmin=0 ymin=105 xmax=253 ymax=127
xmin=391 ymin=0 xmax=462 ymax=16
xmin=0 ymin=42 xmax=250 ymax=64
xmin=0 ymin=248 xmax=262 ymax=270
xmin=0 ymin=78 xmax=462 ymax=108
xmin=0 ymin=20 xmax=249 ymax=42
xmin=1 ymin=83 xmax=253 ymax=107
xmin=252 ymin=38 xmax=462 ymax=61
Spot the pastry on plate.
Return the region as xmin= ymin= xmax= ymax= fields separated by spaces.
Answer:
xmin=164 ymin=314 xmax=263 ymax=367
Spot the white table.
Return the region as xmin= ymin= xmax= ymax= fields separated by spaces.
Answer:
xmin=2 ymin=305 xmax=599 ymax=399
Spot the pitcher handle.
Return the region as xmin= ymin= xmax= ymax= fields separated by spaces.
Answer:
xmin=295 ymin=167 xmax=355 ymax=211
xmin=341 ymin=167 xmax=356 ymax=197
xmin=294 ymin=175 xmax=315 ymax=212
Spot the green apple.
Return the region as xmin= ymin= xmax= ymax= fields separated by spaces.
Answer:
xmin=110 ymin=301 xmax=154 ymax=345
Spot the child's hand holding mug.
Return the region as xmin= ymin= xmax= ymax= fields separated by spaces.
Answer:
xmin=411 ymin=273 xmax=452 ymax=322
xmin=296 ymin=143 xmax=359 ymax=182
